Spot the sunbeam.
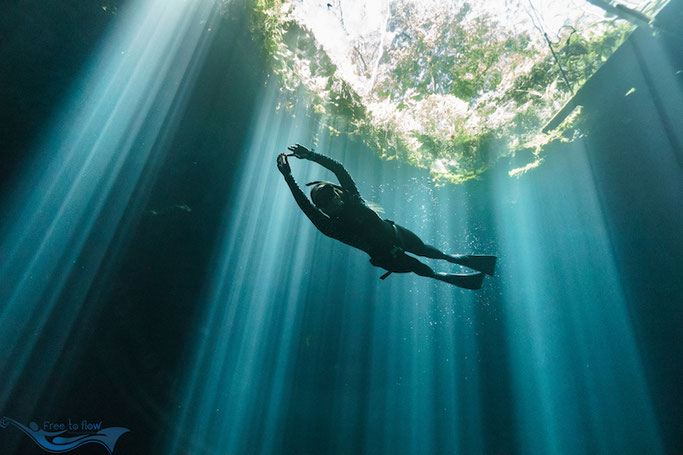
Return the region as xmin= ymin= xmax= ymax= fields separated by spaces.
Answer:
xmin=492 ymin=138 xmax=664 ymax=454
xmin=0 ymin=0 xmax=221 ymax=420
xmin=164 ymin=81 xmax=495 ymax=454
xmin=1 ymin=1 xmax=681 ymax=454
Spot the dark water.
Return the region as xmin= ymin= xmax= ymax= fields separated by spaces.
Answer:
xmin=1 ymin=1 xmax=682 ymax=454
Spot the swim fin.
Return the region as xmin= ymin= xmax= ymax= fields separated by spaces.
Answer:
xmin=433 ymin=271 xmax=485 ymax=290
xmin=446 ymin=255 xmax=497 ymax=276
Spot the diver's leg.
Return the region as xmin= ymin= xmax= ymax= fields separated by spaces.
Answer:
xmin=392 ymin=224 xmax=449 ymax=259
xmin=393 ymin=224 xmax=497 ymax=276
xmin=386 ymin=253 xmax=485 ymax=290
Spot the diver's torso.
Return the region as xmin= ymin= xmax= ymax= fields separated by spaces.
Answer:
xmin=328 ymin=200 xmax=396 ymax=257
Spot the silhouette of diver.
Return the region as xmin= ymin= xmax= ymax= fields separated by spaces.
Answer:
xmin=277 ymin=144 xmax=496 ymax=289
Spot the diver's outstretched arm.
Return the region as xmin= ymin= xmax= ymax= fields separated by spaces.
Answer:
xmin=287 ymin=144 xmax=362 ymax=200
xmin=277 ymin=154 xmax=334 ymax=235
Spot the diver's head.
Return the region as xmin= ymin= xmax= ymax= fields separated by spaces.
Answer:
xmin=308 ymin=181 xmax=344 ymax=216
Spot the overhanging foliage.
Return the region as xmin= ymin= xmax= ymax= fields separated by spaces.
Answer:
xmin=248 ymin=0 xmax=660 ymax=183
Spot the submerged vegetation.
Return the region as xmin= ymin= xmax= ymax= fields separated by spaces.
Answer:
xmin=248 ymin=0 xmax=660 ymax=183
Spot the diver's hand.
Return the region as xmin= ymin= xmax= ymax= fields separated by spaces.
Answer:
xmin=287 ymin=143 xmax=314 ymax=159
xmin=277 ymin=153 xmax=291 ymax=176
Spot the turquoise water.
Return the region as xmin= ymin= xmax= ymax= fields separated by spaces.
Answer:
xmin=1 ymin=1 xmax=681 ymax=454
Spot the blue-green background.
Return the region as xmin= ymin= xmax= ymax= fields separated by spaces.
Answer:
xmin=1 ymin=1 xmax=681 ymax=454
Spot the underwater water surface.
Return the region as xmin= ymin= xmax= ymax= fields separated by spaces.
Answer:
xmin=1 ymin=1 xmax=682 ymax=455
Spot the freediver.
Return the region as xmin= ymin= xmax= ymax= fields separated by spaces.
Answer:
xmin=277 ymin=144 xmax=496 ymax=290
